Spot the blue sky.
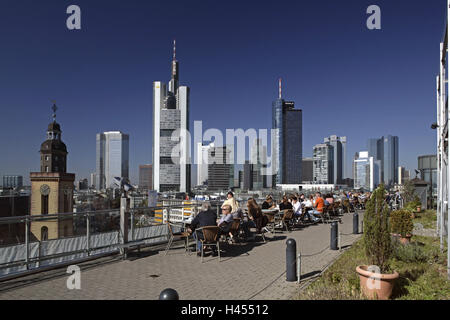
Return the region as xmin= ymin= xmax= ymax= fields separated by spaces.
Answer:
xmin=0 ymin=0 xmax=445 ymax=185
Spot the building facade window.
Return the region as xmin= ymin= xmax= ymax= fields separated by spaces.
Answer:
xmin=41 ymin=226 xmax=48 ymax=241
xmin=41 ymin=195 xmax=49 ymax=214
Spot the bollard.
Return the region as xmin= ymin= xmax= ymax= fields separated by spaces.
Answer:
xmin=159 ymin=288 xmax=179 ymax=300
xmin=330 ymin=221 xmax=338 ymax=250
xmin=286 ymin=238 xmax=297 ymax=282
xmin=353 ymin=213 xmax=359 ymax=234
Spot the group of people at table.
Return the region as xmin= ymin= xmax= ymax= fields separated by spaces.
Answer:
xmin=185 ymin=191 xmax=328 ymax=256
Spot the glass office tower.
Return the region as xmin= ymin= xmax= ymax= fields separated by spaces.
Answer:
xmin=367 ymin=135 xmax=399 ymax=187
xmin=96 ymin=131 xmax=129 ymax=190
xmin=272 ymin=83 xmax=302 ymax=186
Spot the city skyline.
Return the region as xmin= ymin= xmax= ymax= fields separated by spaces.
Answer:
xmin=0 ymin=0 xmax=443 ymax=185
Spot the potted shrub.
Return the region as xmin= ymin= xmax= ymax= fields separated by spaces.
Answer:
xmin=390 ymin=209 xmax=414 ymax=244
xmin=356 ymin=184 xmax=399 ymax=300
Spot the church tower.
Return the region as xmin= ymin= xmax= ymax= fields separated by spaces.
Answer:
xmin=30 ymin=104 xmax=75 ymax=241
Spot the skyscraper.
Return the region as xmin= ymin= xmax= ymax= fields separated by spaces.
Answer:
xmin=207 ymin=146 xmax=234 ymax=191
xmin=250 ymin=138 xmax=267 ymax=190
xmin=139 ymin=164 xmax=153 ymax=191
xmin=353 ymin=151 xmax=380 ymax=191
xmin=313 ymin=143 xmax=333 ymax=184
xmin=367 ymin=135 xmax=399 ymax=186
xmin=153 ymin=41 xmax=190 ymax=193
xmin=272 ymin=79 xmax=302 ymax=186
xmin=96 ymin=131 xmax=129 ymax=190
xmin=197 ymin=142 xmax=214 ymax=186
xmin=301 ymin=158 xmax=314 ymax=183
xmin=323 ymin=135 xmax=347 ymax=184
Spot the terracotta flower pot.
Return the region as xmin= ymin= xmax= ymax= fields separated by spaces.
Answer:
xmin=356 ymin=265 xmax=399 ymax=300
xmin=399 ymin=234 xmax=412 ymax=245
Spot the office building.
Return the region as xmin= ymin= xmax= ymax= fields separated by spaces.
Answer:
xmin=96 ymin=131 xmax=129 ymax=190
xmin=367 ymin=135 xmax=399 ymax=186
xmin=398 ymin=166 xmax=410 ymax=185
xmin=250 ymin=138 xmax=267 ymax=190
xmin=243 ymin=161 xmax=253 ymax=190
xmin=313 ymin=143 xmax=333 ymax=184
xmin=2 ymin=175 xmax=23 ymax=189
xmin=153 ymin=41 xmax=190 ymax=193
xmin=272 ymin=79 xmax=302 ymax=185
xmin=197 ymin=142 xmax=214 ymax=186
xmin=139 ymin=164 xmax=153 ymax=191
xmin=301 ymin=158 xmax=313 ymax=183
xmin=90 ymin=173 xmax=96 ymax=189
xmin=207 ymin=146 xmax=234 ymax=191
xmin=353 ymin=151 xmax=380 ymax=191
xmin=324 ymin=135 xmax=347 ymax=183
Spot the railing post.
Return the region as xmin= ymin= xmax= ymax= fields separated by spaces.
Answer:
xmin=86 ymin=213 xmax=90 ymax=256
xmin=25 ymin=217 xmax=29 ymax=270
xmin=130 ymin=210 xmax=134 ymax=241
xmin=120 ymin=197 xmax=129 ymax=258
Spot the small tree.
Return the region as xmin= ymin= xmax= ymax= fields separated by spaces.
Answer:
xmin=363 ymin=184 xmax=393 ymax=273
xmin=401 ymin=180 xmax=417 ymax=205
xmin=390 ymin=209 xmax=414 ymax=237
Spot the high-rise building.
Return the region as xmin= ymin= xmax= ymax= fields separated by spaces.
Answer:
xmin=2 ymin=175 xmax=23 ymax=189
xmin=207 ymin=146 xmax=234 ymax=191
xmin=301 ymin=158 xmax=314 ymax=183
xmin=250 ymin=138 xmax=267 ymax=190
xmin=398 ymin=166 xmax=410 ymax=185
xmin=90 ymin=173 xmax=96 ymax=189
xmin=313 ymin=144 xmax=333 ymax=184
xmin=96 ymin=131 xmax=129 ymax=190
xmin=153 ymin=41 xmax=190 ymax=193
xmin=353 ymin=151 xmax=380 ymax=191
xmin=272 ymin=79 xmax=302 ymax=186
xmin=139 ymin=164 xmax=153 ymax=191
xmin=367 ymin=135 xmax=399 ymax=186
xmin=243 ymin=161 xmax=253 ymax=190
xmin=197 ymin=142 xmax=214 ymax=186
xmin=30 ymin=104 xmax=74 ymax=241
xmin=324 ymin=135 xmax=347 ymax=184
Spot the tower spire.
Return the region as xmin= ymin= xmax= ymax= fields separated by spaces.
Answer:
xmin=51 ymin=101 xmax=58 ymax=122
xmin=173 ymin=39 xmax=176 ymax=60
xmin=279 ymin=78 xmax=282 ymax=99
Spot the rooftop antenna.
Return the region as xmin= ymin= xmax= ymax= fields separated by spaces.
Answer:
xmin=51 ymin=101 xmax=57 ymax=122
xmin=173 ymin=39 xmax=176 ymax=60
xmin=279 ymin=78 xmax=282 ymax=99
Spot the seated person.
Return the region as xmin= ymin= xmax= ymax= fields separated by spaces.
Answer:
xmin=246 ymin=198 xmax=268 ymax=236
xmin=261 ymin=195 xmax=276 ymax=210
xmin=291 ymin=195 xmax=317 ymax=222
xmin=279 ymin=195 xmax=293 ymax=211
xmin=218 ymin=204 xmax=234 ymax=236
xmin=188 ymin=202 xmax=218 ymax=256
xmin=232 ymin=207 xmax=244 ymax=219
xmin=307 ymin=192 xmax=324 ymax=222
xmin=326 ymin=194 xmax=334 ymax=205
xmin=221 ymin=191 xmax=239 ymax=213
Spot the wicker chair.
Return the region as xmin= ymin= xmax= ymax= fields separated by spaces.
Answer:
xmin=281 ymin=209 xmax=295 ymax=231
xmin=164 ymin=222 xmax=190 ymax=256
xmin=196 ymin=226 xmax=221 ymax=262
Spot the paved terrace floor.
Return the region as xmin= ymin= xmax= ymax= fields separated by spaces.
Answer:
xmin=0 ymin=211 xmax=363 ymax=300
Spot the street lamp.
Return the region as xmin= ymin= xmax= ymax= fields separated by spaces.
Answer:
xmin=431 ymin=122 xmax=439 ymax=130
